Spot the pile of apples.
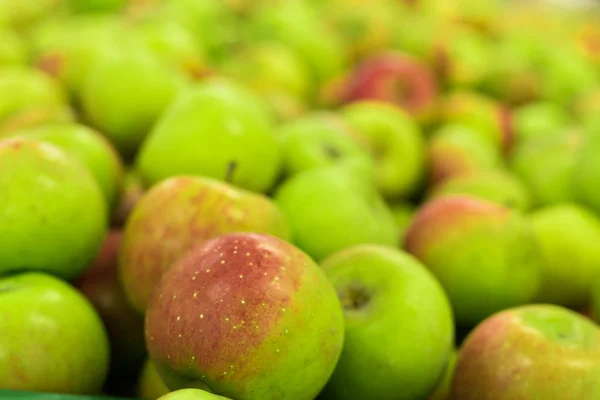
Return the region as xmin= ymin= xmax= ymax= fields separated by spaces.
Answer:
xmin=2 ymin=0 xmax=600 ymax=399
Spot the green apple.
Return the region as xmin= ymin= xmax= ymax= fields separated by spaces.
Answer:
xmin=159 ymin=389 xmax=231 ymax=400
xmin=0 ymin=0 xmax=61 ymax=30
xmin=573 ymin=130 xmax=600 ymax=215
xmin=65 ymin=0 xmax=127 ymax=13
xmin=529 ymin=203 xmax=600 ymax=308
xmin=426 ymin=124 xmax=501 ymax=184
xmin=428 ymin=169 xmax=532 ymax=212
xmin=450 ymin=304 xmax=600 ymax=400
xmin=512 ymin=100 xmax=571 ymax=145
xmin=0 ymin=137 xmax=107 ymax=280
xmin=0 ymin=27 xmax=28 ymax=66
xmin=274 ymin=161 xmax=398 ymax=262
xmin=404 ymin=195 xmax=541 ymax=327
xmin=138 ymin=359 xmax=171 ymax=400
xmin=6 ymin=122 xmax=124 ymax=211
xmin=341 ymin=101 xmax=425 ymax=199
xmin=75 ymin=230 xmax=146 ymax=388
xmin=81 ymin=51 xmax=184 ymax=159
xmin=574 ymin=89 xmax=600 ymax=137
xmin=389 ymin=201 xmax=417 ymax=245
xmin=0 ymin=272 xmax=109 ymax=393
xmin=120 ymin=175 xmax=290 ymax=312
xmin=278 ymin=111 xmax=372 ymax=177
xmin=136 ymin=79 xmax=281 ymax=192
xmin=319 ymin=245 xmax=454 ymax=400
xmin=145 ymin=233 xmax=344 ymax=400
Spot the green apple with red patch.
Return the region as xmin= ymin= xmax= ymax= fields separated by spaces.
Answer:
xmin=145 ymin=233 xmax=344 ymax=400
xmin=450 ymin=305 xmax=600 ymax=400
xmin=120 ymin=175 xmax=290 ymax=313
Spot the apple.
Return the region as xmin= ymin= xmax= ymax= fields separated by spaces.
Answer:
xmin=572 ymin=134 xmax=600 ymax=214
xmin=145 ymin=233 xmax=344 ymax=400
xmin=449 ymin=304 xmax=600 ymax=400
xmin=159 ymin=389 xmax=231 ymax=400
xmin=277 ymin=111 xmax=372 ymax=177
xmin=426 ymin=124 xmax=501 ymax=185
xmin=574 ymin=88 xmax=600 ymax=136
xmin=319 ymin=245 xmax=454 ymax=400
xmin=75 ymin=230 xmax=147 ymax=389
xmin=404 ymin=195 xmax=542 ymax=327
xmin=428 ymin=169 xmax=532 ymax=212
xmin=81 ymin=50 xmax=185 ymax=159
xmin=111 ymin=168 xmax=146 ymax=228
xmin=274 ymin=161 xmax=398 ymax=262
xmin=512 ymin=100 xmax=571 ymax=145
xmin=0 ymin=27 xmax=28 ymax=66
xmin=120 ymin=175 xmax=290 ymax=312
xmin=5 ymin=122 xmax=124 ymax=211
xmin=0 ymin=137 xmax=107 ymax=280
xmin=0 ymin=0 xmax=62 ymax=30
xmin=341 ymin=101 xmax=426 ymax=199
xmin=0 ymin=272 xmax=109 ymax=393
xmin=135 ymin=78 xmax=281 ymax=193
xmin=66 ymin=0 xmax=127 ymax=13
xmin=335 ymin=52 xmax=439 ymax=124
xmin=138 ymin=359 xmax=171 ymax=400
xmin=529 ymin=203 xmax=600 ymax=309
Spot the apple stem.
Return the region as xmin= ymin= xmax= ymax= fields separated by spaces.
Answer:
xmin=226 ymin=161 xmax=238 ymax=184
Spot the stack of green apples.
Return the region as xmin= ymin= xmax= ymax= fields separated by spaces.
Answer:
xmin=1 ymin=0 xmax=600 ymax=400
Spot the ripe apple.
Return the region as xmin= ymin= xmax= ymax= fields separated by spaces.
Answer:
xmin=136 ymin=79 xmax=281 ymax=193
xmin=426 ymin=124 xmax=501 ymax=185
xmin=120 ymin=175 xmax=290 ymax=312
xmin=319 ymin=245 xmax=454 ymax=400
xmin=145 ymin=233 xmax=344 ymax=400
xmin=529 ymin=203 xmax=600 ymax=308
xmin=274 ymin=161 xmax=398 ymax=262
xmin=512 ymin=100 xmax=571 ymax=145
xmin=278 ymin=111 xmax=372 ymax=177
xmin=75 ymin=230 xmax=146 ymax=389
xmin=0 ymin=272 xmax=109 ymax=393
xmin=428 ymin=169 xmax=532 ymax=212
xmin=450 ymin=304 xmax=600 ymax=400
xmin=159 ymin=388 xmax=231 ymax=400
xmin=5 ymin=122 xmax=124 ymax=211
xmin=0 ymin=137 xmax=107 ymax=280
xmin=404 ymin=195 xmax=541 ymax=327
xmin=341 ymin=101 xmax=425 ymax=199
xmin=138 ymin=359 xmax=170 ymax=400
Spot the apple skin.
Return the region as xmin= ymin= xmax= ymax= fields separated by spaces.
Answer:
xmin=120 ymin=175 xmax=290 ymax=313
xmin=512 ymin=101 xmax=571 ymax=145
xmin=0 ymin=272 xmax=109 ymax=393
xmin=428 ymin=169 xmax=532 ymax=212
xmin=404 ymin=195 xmax=541 ymax=327
xmin=0 ymin=137 xmax=107 ymax=280
xmin=136 ymin=79 xmax=281 ymax=193
xmin=341 ymin=101 xmax=425 ymax=199
xmin=319 ymin=245 xmax=454 ymax=400
xmin=274 ymin=161 xmax=398 ymax=262
xmin=138 ymin=359 xmax=171 ymax=400
xmin=145 ymin=233 xmax=345 ymax=400
xmin=278 ymin=111 xmax=372 ymax=177
xmin=426 ymin=124 xmax=501 ymax=185
xmin=75 ymin=230 xmax=147 ymax=388
xmin=159 ymin=388 xmax=231 ymax=400
xmin=529 ymin=204 xmax=600 ymax=309
xmin=336 ymin=52 xmax=439 ymax=124
xmin=5 ymin=122 xmax=124 ymax=211
xmin=0 ymin=27 xmax=28 ymax=66
xmin=449 ymin=304 xmax=600 ymax=400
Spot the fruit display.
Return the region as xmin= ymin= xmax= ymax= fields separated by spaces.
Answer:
xmin=1 ymin=0 xmax=600 ymax=399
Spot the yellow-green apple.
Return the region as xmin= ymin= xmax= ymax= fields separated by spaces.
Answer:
xmin=573 ymin=131 xmax=600 ymax=214
xmin=574 ymin=89 xmax=600 ymax=136
xmin=0 ymin=137 xmax=107 ymax=280
xmin=136 ymin=79 xmax=281 ymax=193
xmin=404 ymin=195 xmax=541 ymax=327
xmin=0 ymin=272 xmax=109 ymax=393
xmin=529 ymin=203 xmax=600 ymax=308
xmin=145 ymin=233 xmax=344 ymax=400
xmin=274 ymin=161 xmax=398 ymax=262
xmin=341 ymin=101 xmax=426 ymax=199
xmin=0 ymin=27 xmax=28 ymax=66
xmin=119 ymin=175 xmax=290 ymax=312
xmin=428 ymin=169 xmax=532 ymax=212
xmin=76 ymin=230 xmax=146 ymax=389
xmin=138 ymin=359 xmax=170 ymax=400
xmin=449 ymin=304 xmax=600 ymax=400
xmin=512 ymin=101 xmax=571 ymax=145
xmin=319 ymin=245 xmax=454 ymax=400
xmin=65 ymin=0 xmax=127 ymax=13
xmin=159 ymin=389 xmax=230 ymax=400
xmin=426 ymin=124 xmax=501 ymax=185
xmin=5 ymin=122 xmax=124 ymax=211
xmin=277 ymin=111 xmax=372 ymax=177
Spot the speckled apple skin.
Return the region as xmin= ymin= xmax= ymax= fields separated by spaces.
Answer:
xmin=450 ymin=305 xmax=600 ymax=400
xmin=120 ymin=176 xmax=290 ymax=313
xmin=404 ymin=196 xmax=541 ymax=326
xmin=145 ymin=233 xmax=344 ymax=400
